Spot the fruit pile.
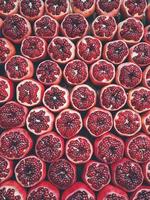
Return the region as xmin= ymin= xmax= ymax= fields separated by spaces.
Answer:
xmin=0 ymin=0 xmax=150 ymax=199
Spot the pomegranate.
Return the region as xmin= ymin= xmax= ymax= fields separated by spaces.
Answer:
xmin=48 ymin=159 xmax=76 ymax=190
xmin=144 ymin=25 xmax=150 ymax=44
xmin=15 ymin=155 xmax=46 ymax=188
xmin=61 ymin=13 xmax=89 ymax=40
xmin=63 ymin=59 xmax=88 ymax=86
xmin=94 ymin=132 xmax=124 ymax=164
xmin=26 ymin=106 xmax=54 ymax=135
xmin=141 ymin=111 xmax=150 ymax=135
xmin=103 ymin=40 xmax=129 ymax=65
xmin=55 ymin=109 xmax=82 ymax=139
xmin=92 ymin=15 xmax=117 ymax=41
xmin=0 ymin=156 xmax=13 ymax=183
xmin=142 ymin=65 xmax=150 ymax=89
xmin=89 ymin=59 xmax=115 ymax=86
xmin=0 ymin=0 xmax=18 ymax=17
xmin=43 ymin=85 xmax=70 ymax=112
xmin=35 ymin=132 xmax=64 ymax=163
xmin=0 ymin=76 xmax=13 ymax=103
xmin=130 ymin=186 xmax=150 ymax=200
xmin=99 ymin=84 xmax=127 ymax=111
xmin=82 ymin=160 xmax=111 ymax=191
xmin=16 ymin=79 xmax=44 ymax=107
xmin=111 ymin=158 xmax=144 ymax=192
xmin=19 ymin=0 xmax=44 ymax=21
xmin=84 ymin=107 xmax=113 ymax=137
xmin=114 ymin=109 xmax=142 ymax=137
xmin=143 ymin=161 xmax=150 ymax=184
xmin=70 ymin=84 xmax=96 ymax=111
xmin=0 ymin=128 xmax=33 ymax=160
xmin=0 ymin=101 xmax=28 ymax=129
xmin=66 ymin=136 xmax=93 ymax=164
xmin=2 ymin=14 xmax=32 ymax=44
xmin=147 ymin=4 xmax=150 ymax=22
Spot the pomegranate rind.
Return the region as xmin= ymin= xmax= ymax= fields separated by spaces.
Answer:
xmin=130 ymin=186 xmax=150 ymax=200
xmin=141 ymin=111 xmax=150 ymax=135
xmin=0 ymin=0 xmax=19 ymax=17
xmin=0 ymin=156 xmax=13 ymax=183
xmin=142 ymin=65 xmax=150 ymax=89
xmin=142 ymin=161 xmax=150 ymax=183
xmin=144 ymin=25 xmax=150 ymax=45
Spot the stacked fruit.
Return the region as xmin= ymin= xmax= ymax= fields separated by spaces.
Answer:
xmin=0 ymin=0 xmax=150 ymax=199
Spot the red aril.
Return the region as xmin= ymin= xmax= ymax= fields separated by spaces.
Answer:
xmin=0 ymin=0 xmax=19 ymax=17
xmin=0 ymin=156 xmax=13 ymax=183
xmin=142 ymin=65 xmax=150 ymax=89
xmin=0 ymin=76 xmax=13 ymax=103
xmin=144 ymin=25 xmax=150 ymax=44
xmin=142 ymin=161 xmax=150 ymax=184
xmin=141 ymin=111 xmax=150 ymax=135
xmin=130 ymin=186 xmax=150 ymax=200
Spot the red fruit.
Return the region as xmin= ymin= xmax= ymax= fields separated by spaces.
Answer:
xmin=36 ymin=60 xmax=62 ymax=86
xmin=117 ymin=17 xmax=144 ymax=45
xmin=130 ymin=186 xmax=150 ymax=200
xmin=45 ymin=0 xmax=70 ymax=21
xmin=71 ymin=0 xmax=96 ymax=17
xmin=147 ymin=4 xmax=150 ymax=22
xmin=97 ymin=185 xmax=129 ymax=200
xmin=26 ymin=106 xmax=54 ymax=135
xmin=0 ymin=128 xmax=33 ymax=160
xmin=94 ymin=132 xmax=124 ymax=164
xmin=111 ymin=158 xmax=144 ymax=192
xmin=100 ymin=84 xmax=127 ymax=111
xmin=62 ymin=182 xmax=96 ymax=200
xmin=142 ymin=161 xmax=150 ymax=184
xmin=34 ymin=15 xmax=59 ymax=41
xmin=121 ymin=0 xmax=147 ymax=19
xmin=128 ymin=87 xmax=150 ymax=113
xmin=116 ymin=62 xmax=142 ymax=90
xmin=114 ymin=109 xmax=141 ymax=137
xmin=15 ymin=155 xmax=46 ymax=187
xmin=55 ymin=109 xmax=82 ymax=139
xmin=21 ymin=36 xmax=47 ymax=62
xmin=0 ymin=17 xmax=3 ymax=29
xmin=61 ymin=13 xmax=89 ymax=40
xmin=66 ymin=136 xmax=93 ymax=164
xmin=35 ymin=132 xmax=64 ymax=163
xmin=0 ymin=101 xmax=28 ymax=129
xmin=96 ymin=0 xmax=121 ymax=17
xmin=0 ymin=38 xmax=15 ymax=64
xmin=5 ymin=55 xmax=34 ymax=82
xmin=27 ymin=181 xmax=60 ymax=200
xmin=48 ymin=159 xmax=76 ymax=190
xmin=63 ymin=59 xmax=88 ymax=86
xmin=70 ymin=84 xmax=96 ymax=111
xmin=43 ymin=85 xmax=70 ymax=112
xmin=0 ymin=156 xmax=13 ymax=183
xmin=89 ymin=59 xmax=115 ymax=86
xmin=0 ymin=180 xmax=27 ymax=200
xmin=82 ymin=160 xmax=111 ymax=191
xmin=92 ymin=15 xmax=117 ymax=41
xmin=129 ymin=42 xmax=150 ymax=67
xmin=144 ymin=25 xmax=150 ymax=44
xmin=76 ymin=36 xmax=102 ymax=64
xmin=141 ymin=111 xmax=150 ymax=135
xmin=0 ymin=0 xmax=19 ymax=17
xmin=103 ymin=40 xmax=129 ymax=65
xmin=84 ymin=107 xmax=113 ymax=137
xmin=19 ymin=0 xmax=44 ymax=22
xmin=2 ymin=14 xmax=31 ymax=44
xmin=48 ymin=36 xmax=75 ymax=64
xmin=16 ymin=79 xmax=44 ymax=107
xmin=142 ymin=65 xmax=150 ymax=89
xmin=0 ymin=76 xmax=13 ymax=103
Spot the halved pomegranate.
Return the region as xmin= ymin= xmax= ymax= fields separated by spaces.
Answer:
xmin=2 ymin=14 xmax=31 ymax=44
xmin=55 ymin=109 xmax=82 ymax=139
xmin=92 ymin=15 xmax=117 ymax=41
xmin=142 ymin=65 xmax=150 ymax=89
xmin=48 ymin=159 xmax=76 ymax=190
xmin=76 ymin=36 xmax=102 ymax=64
xmin=147 ymin=4 xmax=150 ymax=22
xmin=16 ymin=79 xmax=44 ymax=107
xmin=0 ymin=101 xmax=28 ymax=129
xmin=114 ymin=109 xmax=141 ymax=137
xmin=35 ymin=132 xmax=64 ymax=163
xmin=62 ymin=182 xmax=96 ymax=200
xmin=0 ymin=0 xmax=19 ymax=17
xmin=144 ymin=25 xmax=150 ymax=44
xmin=103 ymin=40 xmax=129 ymax=65
xmin=5 ymin=55 xmax=34 ymax=82
xmin=141 ymin=111 xmax=150 ymax=135
xmin=34 ymin=15 xmax=59 ymax=41
xmin=99 ymin=84 xmax=127 ymax=111
xmin=66 ymin=136 xmax=93 ymax=164
xmin=63 ymin=59 xmax=88 ymax=86
xmin=128 ymin=87 xmax=150 ymax=113
xmin=130 ymin=186 xmax=150 ymax=200
xmin=15 ymin=155 xmax=46 ymax=188
xmin=89 ymin=59 xmax=115 ymax=86
xmin=84 ymin=107 xmax=113 ymax=137
xmin=43 ymin=85 xmax=70 ymax=112
xmin=142 ymin=161 xmax=150 ymax=184
xmin=0 ymin=156 xmax=13 ymax=183
xmin=19 ymin=0 xmax=44 ymax=21
xmin=61 ymin=13 xmax=89 ymax=40
xmin=26 ymin=106 xmax=54 ymax=135
xmin=0 ymin=76 xmax=13 ymax=103
xmin=0 ymin=128 xmax=33 ymax=160
xmin=0 ymin=17 xmax=3 ymax=29
xmin=21 ymin=36 xmax=47 ymax=62
xmin=94 ymin=132 xmax=124 ymax=164
xmin=116 ymin=62 xmax=142 ymax=90
xmin=82 ymin=160 xmax=111 ymax=191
